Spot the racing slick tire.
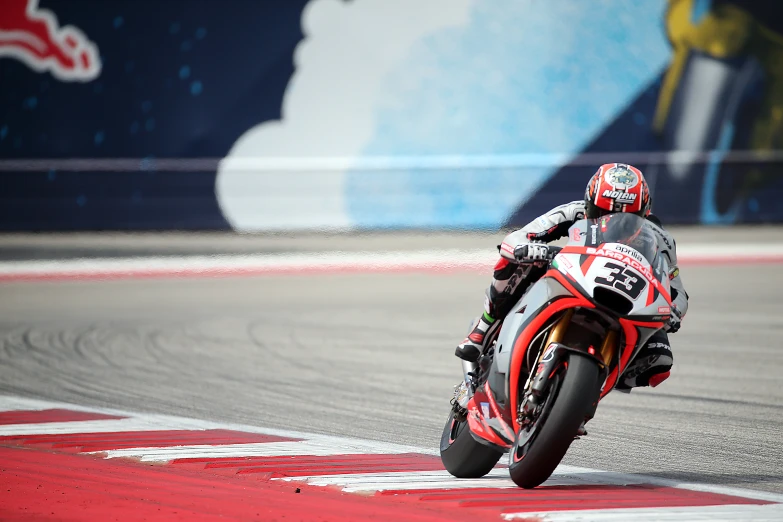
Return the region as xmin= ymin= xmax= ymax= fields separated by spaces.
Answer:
xmin=440 ymin=409 xmax=503 ymax=478
xmin=508 ymin=353 xmax=600 ymax=489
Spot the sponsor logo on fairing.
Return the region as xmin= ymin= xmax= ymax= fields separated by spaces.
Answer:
xmin=480 ymin=402 xmax=491 ymax=419
xmin=590 ymin=224 xmax=598 ymax=243
xmin=586 ymin=247 xmax=654 ymax=281
xmin=610 ymin=244 xmax=644 ymax=263
xmin=658 ymin=306 xmax=671 ymax=314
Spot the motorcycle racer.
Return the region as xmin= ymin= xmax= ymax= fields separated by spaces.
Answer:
xmin=456 ymin=163 xmax=689 ymax=392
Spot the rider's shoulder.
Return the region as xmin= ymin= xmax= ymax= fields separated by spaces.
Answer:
xmin=645 ymin=214 xmax=677 ymax=251
xmin=646 ymin=213 xmax=664 ymax=228
xmin=547 ymin=201 xmax=586 ymax=222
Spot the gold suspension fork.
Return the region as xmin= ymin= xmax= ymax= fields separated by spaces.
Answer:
xmin=544 ymin=309 xmax=573 ymax=347
xmin=521 ymin=309 xmax=574 ymax=394
xmin=599 ymin=329 xmax=618 ymax=367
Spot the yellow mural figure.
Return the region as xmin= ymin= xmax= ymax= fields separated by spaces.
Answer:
xmin=655 ymin=0 xmax=783 ymax=212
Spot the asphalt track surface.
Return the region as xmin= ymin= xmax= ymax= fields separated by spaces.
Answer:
xmin=1 ymin=229 xmax=782 ymax=497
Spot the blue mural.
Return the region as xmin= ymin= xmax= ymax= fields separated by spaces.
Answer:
xmin=0 ymin=0 xmax=308 ymax=230
xmin=506 ymin=0 xmax=783 ymax=227
xmin=1 ymin=0 xmax=782 ymax=231
xmin=346 ymin=2 xmax=671 ymax=229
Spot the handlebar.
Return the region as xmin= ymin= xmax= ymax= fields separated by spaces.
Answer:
xmin=546 ymin=246 xmax=563 ymax=259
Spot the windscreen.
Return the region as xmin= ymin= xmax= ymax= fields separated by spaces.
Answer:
xmin=581 ymin=213 xmax=659 ymax=265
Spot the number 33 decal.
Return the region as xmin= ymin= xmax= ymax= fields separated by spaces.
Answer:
xmin=594 ymin=262 xmax=647 ymax=299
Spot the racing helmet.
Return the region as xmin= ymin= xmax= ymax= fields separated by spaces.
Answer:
xmin=584 ymin=163 xmax=651 ymax=219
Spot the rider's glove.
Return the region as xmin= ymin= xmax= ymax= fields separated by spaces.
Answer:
xmin=514 ymin=243 xmax=549 ymax=262
xmin=667 ymin=305 xmax=683 ymax=333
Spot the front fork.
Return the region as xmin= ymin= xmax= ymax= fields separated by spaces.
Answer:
xmin=518 ymin=319 xmax=617 ymax=424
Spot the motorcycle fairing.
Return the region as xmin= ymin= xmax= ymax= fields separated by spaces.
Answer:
xmin=466 ymin=382 xmax=516 ymax=448
xmin=469 ymin=215 xmax=674 ymax=446
xmin=555 ymin=243 xmax=673 ymax=317
xmin=467 ymin=278 xmax=581 ymax=449
xmin=507 ymin=270 xmax=600 ymax=433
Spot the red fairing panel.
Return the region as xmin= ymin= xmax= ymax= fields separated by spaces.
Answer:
xmin=507 ymin=270 xmax=594 ymax=433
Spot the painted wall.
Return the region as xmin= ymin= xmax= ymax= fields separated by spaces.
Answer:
xmin=1 ymin=0 xmax=782 ymax=231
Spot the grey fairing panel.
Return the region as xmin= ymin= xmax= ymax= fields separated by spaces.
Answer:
xmin=489 ymin=276 xmax=573 ymax=405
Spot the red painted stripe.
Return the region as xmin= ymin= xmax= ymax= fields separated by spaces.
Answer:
xmin=0 ymin=447 xmax=477 ymax=522
xmin=380 ymin=485 xmax=771 ymax=510
xmin=172 ymin=453 xmax=445 ymax=477
xmin=580 ymin=253 xmax=596 ymax=275
xmin=678 ymin=255 xmax=783 ymax=265
xmin=0 ymin=429 xmax=298 ymax=451
xmin=1 ymin=256 xmax=782 ymax=283
xmin=0 ymin=409 xmax=125 ymax=425
xmin=0 ymin=264 xmax=494 ymax=282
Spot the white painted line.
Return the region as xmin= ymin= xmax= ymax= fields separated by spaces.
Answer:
xmin=0 ymin=394 xmax=425 ymax=456
xmin=0 ymin=418 xmax=225 ymax=437
xmin=0 ymin=243 xmax=782 ymax=282
xmin=554 ymin=465 xmax=783 ymax=505
xmin=0 ymin=249 xmax=495 ymax=278
xmin=0 ymin=396 xmax=53 ymax=411
xmin=274 ymin=465 xmax=656 ymax=492
xmin=502 ymin=504 xmax=783 ymax=521
xmin=279 ymin=468 xmax=512 ymax=490
xmin=97 ymin=440 xmax=414 ymax=462
xmin=276 ymin=467 xmax=616 ymax=492
xmin=0 ymin=395 xmax=107 ymax=412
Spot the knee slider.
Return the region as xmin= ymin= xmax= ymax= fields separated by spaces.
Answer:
xmin=493 ymin=257 xmax=517 ymax=280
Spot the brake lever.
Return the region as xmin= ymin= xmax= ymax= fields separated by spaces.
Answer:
xmin=546 ymin=246 xmax=563 ymax=260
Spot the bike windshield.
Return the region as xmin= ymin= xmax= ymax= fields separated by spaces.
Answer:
xmin=582 ymin=213 xmax=659 ymax=265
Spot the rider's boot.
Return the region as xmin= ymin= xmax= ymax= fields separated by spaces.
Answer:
xmin=455 ymin=311 xmax=495 ymax=362
xmin=616 ymin=331 xmax=673 ymax=391
xmin=454 ymin=259 xmax=531 ymax=362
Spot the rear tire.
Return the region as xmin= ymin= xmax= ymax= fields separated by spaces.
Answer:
xmin=440 ymin=410 xmax=503 ymax=478
xmin=508 ymin=354 xmax=600 ymax=488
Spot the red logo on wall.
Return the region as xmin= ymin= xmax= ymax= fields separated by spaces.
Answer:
xmin=0 ymin=0 xmax=101 ymax=82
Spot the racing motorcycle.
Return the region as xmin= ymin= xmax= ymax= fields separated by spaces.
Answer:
xmin=439 ymin=213 xmax=674 ymax=489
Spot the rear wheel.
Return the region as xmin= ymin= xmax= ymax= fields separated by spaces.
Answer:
xmin=508 ymin=354 xmax=600 ymax=488
xmin=440 ymin=409 xmax=503 ymax=478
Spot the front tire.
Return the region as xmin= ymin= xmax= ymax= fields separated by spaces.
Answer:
xmin=440 ymin=410 xmax=503 ymax=478
xmin=508 ymin=354 xmax=600 ymax=488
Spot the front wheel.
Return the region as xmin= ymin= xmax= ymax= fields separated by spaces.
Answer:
xmin=440 ymin=409 xmax=503 ymax=478
xmin=508 ymin=354 xmax=600 ymax=488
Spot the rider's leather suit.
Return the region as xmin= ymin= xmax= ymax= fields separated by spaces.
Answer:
xmin=488 ymin=201 xmax=689 ymax=389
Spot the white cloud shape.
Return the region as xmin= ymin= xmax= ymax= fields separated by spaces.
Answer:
xmin=216 ymin=0 xmax=474 ymax=231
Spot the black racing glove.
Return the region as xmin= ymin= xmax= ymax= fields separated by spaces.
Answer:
xmin=667 ymin=305 xmax=683 ymax=333
xmin=514 ymin=243 xmax=549 ymax=262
